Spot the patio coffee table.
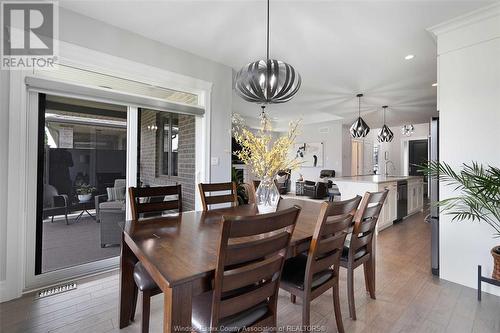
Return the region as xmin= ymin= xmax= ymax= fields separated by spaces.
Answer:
xmin=71 ymin=200 xmax=96 ymax=223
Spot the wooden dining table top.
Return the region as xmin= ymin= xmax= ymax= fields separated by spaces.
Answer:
xmin=121 ymin=198 xmax=322 ymax=288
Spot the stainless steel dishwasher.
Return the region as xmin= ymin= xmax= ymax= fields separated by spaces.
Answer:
xmin=396 ymin=180 xmax=408 ymax=221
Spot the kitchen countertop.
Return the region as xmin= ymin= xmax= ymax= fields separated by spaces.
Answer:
xmin=334 ymin=175 xmax=424 ymax=184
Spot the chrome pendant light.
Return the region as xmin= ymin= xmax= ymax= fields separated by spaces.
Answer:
xmin=401 ymin=124 xmax=415 ymax=137
xmin=350 ymin=93 xmax=370 ymax=138
xmin=378 ymin=105 xmax=394 ymax=142
xmin=234 ymin=0 xmax=301 ymax=105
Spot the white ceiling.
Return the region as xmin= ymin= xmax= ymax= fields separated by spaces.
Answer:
xmin=59 ymin=0 xmax=491 ymax=128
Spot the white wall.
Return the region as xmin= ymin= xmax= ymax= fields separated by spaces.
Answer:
xmin=290 ymin=120 xmax=343 ymax=190
xmin=366 ymin=123 xmax=429 ymax=175
xmin=341 ymin=125 xmax=352 ymax=176
xmin=430 ymin=3 xmax=500 ymax=296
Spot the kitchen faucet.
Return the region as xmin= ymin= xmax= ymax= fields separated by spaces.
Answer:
xmin=384 ymin=160 xmax=395 ymax=176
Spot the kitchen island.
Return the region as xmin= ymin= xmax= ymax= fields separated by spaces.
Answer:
xmin=334 ymin=175 xmax=424 ymax=231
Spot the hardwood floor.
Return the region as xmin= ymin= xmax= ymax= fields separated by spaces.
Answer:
xmin=1 ymin=211 xmax=499 ymax=333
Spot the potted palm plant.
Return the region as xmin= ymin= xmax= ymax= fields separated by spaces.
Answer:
xmin=424 ymin=161 xmax=500 ymax=280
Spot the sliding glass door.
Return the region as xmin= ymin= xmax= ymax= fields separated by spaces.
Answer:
xmin=23 ymin=65 xmax=207 ymax=290
xmin=35 ymin=93 xmax=128 ymax=274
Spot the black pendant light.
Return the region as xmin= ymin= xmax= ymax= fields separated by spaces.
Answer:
xmin=378 ymin=105 xmax=394 ymax=142
xmin=350 ymin=93 xmax=370 ymax=138
xmin=234 ymin=0 xmax=301 ymax=105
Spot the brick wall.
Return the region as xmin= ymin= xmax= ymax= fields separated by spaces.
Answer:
xmin=139 ymin=110 xmax=196 ymax=211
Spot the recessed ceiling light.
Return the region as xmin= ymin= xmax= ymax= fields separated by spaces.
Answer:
xmin=432 ymin=83 xmax=438 ymax=87
xmin=405 ymin=54 xmax=415 ymax=60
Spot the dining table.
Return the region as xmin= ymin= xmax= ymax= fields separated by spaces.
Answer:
xmin=118 ymin=198 xmax=351 ymax=333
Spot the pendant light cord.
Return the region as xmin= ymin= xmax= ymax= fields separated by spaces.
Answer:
xmin=266 ymin=0 xmax=270 ymax=62
xmin=358 ymin=95 xmax=361 ymax=117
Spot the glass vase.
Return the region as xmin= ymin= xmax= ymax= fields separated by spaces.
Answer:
xmin=255 ymin=177 xmax=280 ymax=213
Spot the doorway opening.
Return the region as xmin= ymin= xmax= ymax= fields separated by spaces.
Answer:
xmin=408 ymin=139 xmax=428 ymax=197
xmin=36 ymin=94 xmax=127 ymax=274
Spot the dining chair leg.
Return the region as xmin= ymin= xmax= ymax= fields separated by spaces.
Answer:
xmin=290 ymin=294 xmax=296 ymax=304
xmin=302 ymin=296 xmax=310 ymax=330
xmin=332 ymin=281 xmax=345 ymax=333
xmin=363 ymin=262 xmax=370 ymax=293
xmin=347 ymin=266 xmax=356 ymax=320
xmin=364 ymin=261 xmax=376 ymax=299
xmin=130 ymin=284 xmax=138 ymax=322
xmin=141 ymin=290 xmax=151 ymax=333
xmin=371 ymin=256 xmax=376 ymax=297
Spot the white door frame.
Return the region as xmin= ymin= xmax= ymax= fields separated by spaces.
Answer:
xmin=401 ymin=136 xmax=428 ymax=176
xmin=2 ymin=41 xmax=213 ymax=300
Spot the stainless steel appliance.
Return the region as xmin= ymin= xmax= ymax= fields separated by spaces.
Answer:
xmin=429 ymin=117 xmax=439 ymax=276
xmin=396 ymin=180 xmax=408 ymax=221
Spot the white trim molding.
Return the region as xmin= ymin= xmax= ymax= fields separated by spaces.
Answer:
xmin=25 ymin=77 xmax=205 ymax=116
xmin=427 ymin=2 xmax=500 ymax=55
xmin=428 ymin=2 xmax=500 ymax=37
xmin=1 ymin=69 xmax=28 ymax=302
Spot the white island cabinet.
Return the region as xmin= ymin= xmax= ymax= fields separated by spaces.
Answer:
xmin=333 ymin=175 xmax=424 ymax=232
xmin=407 ymin=178 xmax=424 ymax=215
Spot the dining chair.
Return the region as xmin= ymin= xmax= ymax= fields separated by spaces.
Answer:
xmin=191 ymin=206 xmax=302 ymax=333
xmin=128 ymin=184 xmax=182 ymax=333
xmin=340 ymin=190 xmax=388 ymax=320
xmin=240 ymin=182 xmax=257 ymax=204
xmin=280 ymin=196 xmax=361 ymax=333
xmin=198 ymin=182 xmax=238 ymax=211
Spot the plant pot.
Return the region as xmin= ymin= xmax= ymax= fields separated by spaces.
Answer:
xmin=78 ymin=194 xmax=92 ymax=202
xmin=492 ymin=246 xmax=500 ymax=281
xmin=255 ymin=177 xmax=280 ymax=214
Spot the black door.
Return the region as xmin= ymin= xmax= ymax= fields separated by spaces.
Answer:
xmin=408 ymin=140 xmax=428 ymax=176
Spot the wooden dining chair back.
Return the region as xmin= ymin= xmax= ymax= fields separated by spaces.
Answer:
xmin=349 ymin=190 xmax=388 ymax=264
xmin=306 ymin=199 xmax=362 ymax=289
xmin=207 ymin=206 xmax=301 ymax=332
xmin=329 ymin=195 xmax=362 ymax=216
xmin=129 ymin=185 xmax=182 ymax=220
xmin=280 ymin=198 xmax=359 ymax=333
xmin=198 ymin=182 xmax=238 ymax=211
xmin=341 ymin=190 xmax=388 ymax=320
xmin=127 ymin=185 xmax=182 ymax=333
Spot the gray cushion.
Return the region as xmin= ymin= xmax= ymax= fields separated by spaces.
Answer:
xmin=192 ymin=291 xmax=269 ymax=332
xmin=107 ymin=186 xmax=126 ymax=201
xmin=99 ymin=200 xmax=125 ymax=210
xmin=114 ymin=179 xmax=126 ymax=188
xmin=115 ymin=187 xmax=126 ymax=201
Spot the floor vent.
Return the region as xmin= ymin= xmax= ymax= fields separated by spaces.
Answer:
xmin=36 ymin=282 xmax=77 ymax=299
